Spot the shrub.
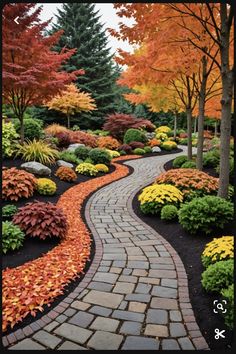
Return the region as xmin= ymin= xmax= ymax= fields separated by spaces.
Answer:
xmin=149 ymin=138 xmax=161 ymax=147
xmin=216 ymin=157 xmax=234 ymax=180
xmin=179 ymin=132 xmax=188 ymax=138
xmin=2 ymin=168 xmax=37 ymax=201
xmin=203 ymin=149 xmax=220 ymax=168
xmin=123 ymin=128 xmax=147 ymax=145
xmin=54 ymin=131 xmax=71 ymax=148
xmin=58 ymin=151 xmax=81 ymax=165
xmin=173 ymin=155 xmax=188 ymax=168
xmin=36 ymin=178 xmax=57 ymax=195
xmin=74 ymin=146 xmax=91 ymax=160
xmin=178 ymin=196 xmax=234 ymax=234
xmin=103 ymin=113 xmax=155 ymax=140
xmin=120 ymin=150 xmax=127 ymax=156
xmin=129 ymin=141 xmax=145 ymax=149
xmin=13 ymin=201 xmax=68 ymax=240
xmin=97 ymin=136 xmax=120 ymax=150
xmin=178 ymin=138 xmax=188 ymax=145
xmin=14 ymin=119 xmax=43 ymax=140
xmin=161 ymin=205 xmax=178 ymax=221
xmin=55 ymin=166 xmax=77 ymax=182
xmin=156 ymin=132 xmax=168 ymax=141
xmin=144 ymin=146 xmax=152 ymax=153
xmin=84 ymin=157 xmax=94 ymax=164
xmin=181 ymin=161 xmax=196 ymax=169
xmin=15 ymin=139 xmax=59 ymax=165
xmin=90 ymin=129 xmax=110 ymax=136
xmin=72 ymin=124 xmax=80 ymax=131
xmin=69 ymin=131 xmax=97 ymax=147
xmin=155 ymin=126 xmax=171 ymax=134
xmin=106 ymin=149 xmax=120 ymax=158
xmin=2 ymin=121 xmax=19 ymax=158
xmin=201 ymin=236 xmax=234 ymax=268
xmin=138 ymin=184 xmax=183 ymax=215
xmin=118 ymin=144 xmax=132 ymax=154
xmin=95 ymin=164 xmax=109 ymax=173
xmin=88 ymin=148 xmax=112 ymax=165
xmin=201 ymin=259 xmax=234 ymax=293
xmin=155 ymin=169 xmax=218 ymax=199
xmin=221 ymin=284 xmax=234 ymax=329
xmin=161 ymin=141 xmax=177 ymax=151
xmin=44 ymin=123 xmax=69 ymax=136
xmin=2 ymin=221 xmax=25 ymax=254
xmin=75 ymin=162 xmax=98 ymax=176
xmin=2 ymin=205 xmax=18 ymax=219
xmin=133 ymin=148 xmax=145 ymax=155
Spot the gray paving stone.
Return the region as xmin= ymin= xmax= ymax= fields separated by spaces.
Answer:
xmin=161 ymin=278 xmax=178 ymax=288
xmin=103 ymin=253 xmax=127 ymax=260
xmin=119 ymin=275 xmax=138 ymax=283
xmin=125 ymin=247 xmax=143 ymax=255
xmin=151 ymin=264 xmax=175 ymax=270
xmin=44 ymin=321 xmax=59 ymax=332
xmin=149 ymin=257 xmax=174 ymax=264
xmin=178 ymin=337 xmax=195 ymax=350
xmin=110 ymin=267 xmax=122 ymax=274
xmin=9 ymin=339 xmax=46 ymax=350
xmin=54 ymin=323 xmax=92 ymax=344
xmin=122 ymin=336 xmax=160 ymax=350
xmin=128 ymin=301 xmax=147 ymax=313
xmin=152 ymin=285 xmax=178 ymax=298
xmin=88 ymin=305 xmax=112 ymax=317
xmin=135 ymin=282 xmax=152 ymax=294
xmin=63 ymin=308 xmax=77 ymax=317
xmin=88 ymin=281 xmax=113 ymax=292
xmin=145 ymin=324 xmax=169 ymax=337
xmin=132 ymin=269 xmax=148 ymax=276
xmin=149 ymin=269 xmax=176 ymax=278
xmin=125 ymin=293 xmax=151 ymax=303
xmin=112 ymin=310 xmax=145 ymax=322
xmin=113 ymin=282 xmax=135 ymax=294
xmin=90 ymin=316 xmax=119 ymax=332
xmin=119 ymin=321 xmax=142 ymax=335
xmin=33 ymin=330 xmax=62 ymax=349
xmin=113 ymin=260 xmax=126 ymax=267
xmin=151 ymin=297 xmax=178 ymax=309
xmin=56 ymin=314 xmax=68 ymax=323
xmin=58 ymin=341 xmax=87 ymax=350
xmin=122 ymin=268 xmax=133 ymax=275
xmin=139 ymin=277 xmax=160 ymax=285
xmin=92 ymin=272 xmax=118 ymax=284
xmin=71 ymin=301 xmax=90 ymax=311
xmin=83 ymin=290 xmax=123 ymax=308
xmin=68 ymin=311 xmax=94 ymax=328
xmin=119 ymin=300 xmax=128 ymax=310
xmin=170 ymin=310 xmax=182 ymax=322
xmin=170 ymin=323 xmax=187 ymax=337
xmin=127 ymin=261 xmax=149 ymax=269
xmin=87 ymin=331 xmax=123 ymax=350
xmin=146 ymin=309 xmax=168 ymax=324
xmin=162 ymin=339 xmax=180 ymax=350
xmin=112 ymin=231 xmax=132 ymax=238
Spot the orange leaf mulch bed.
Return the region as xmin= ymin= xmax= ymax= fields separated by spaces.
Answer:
xmin=2 ymin=156 xmax=140 ymax=332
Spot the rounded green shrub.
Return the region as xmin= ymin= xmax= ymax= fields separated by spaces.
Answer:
xmin=181 ymin=161 xmax=196 ymax=169
xmin=74 ymin=146 xmax=91 ymax=160
xmin=133 ymin=148 xmax=145 ymax=155
xmin=2 ymin=221 xmax=25 ymax=254
xmin=2 ymin=205 xmax=18 ymax=219
xmin=178 ymin=196 xmax=234 ymax=234
xmin=161 ymin=205 xmax=178 ymax=221
xmin=203 ymin=149 xmax=220 ymax=168
xmin=201 ymin=259 xmax=234 ymax=293
xmin=88 ymin=148 xmax=112 ymax=165
xmin=58 ymin=151 xmax=81 ymax=165
xmin=144 ymin=146 xmax=152 ymax=153
xmin=221 ymin=284 xmax=234 ymax=329
xmin=14 ymin=118 xmax=43 ymax=140
xmin=123 ymin=128 xmax=147 ymax=145
xmin=173 ymin=155 xmax=188 ymax=168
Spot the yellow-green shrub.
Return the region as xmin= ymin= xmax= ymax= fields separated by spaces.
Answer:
xmin=75 ymin=162 xmax=98 ymax=176
xmin=95 ymin=164 xmax=109 ymax=173
xmin=161 ymin=140 xmax=177 ymax=151
xmin=36 ymin=178 xmax=57 ymax=195
xmin=155 ymin=126 xmax=171 ymax=134
xmin=201 ymin=236 xmax=234 ymax=268
xmin=156 ymin=132 xmax=168 ymax=141
xmin=106 ymin=149 xmax=120 ymax=158
xmin=138 ymin=184 xmax=183 ymax=215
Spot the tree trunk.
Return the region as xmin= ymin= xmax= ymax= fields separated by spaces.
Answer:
xmin=67 ymin=113 xmax=70 ymax=129
xmin=194 ymin=118 xmax=197 ymax=134
xmin=19 ymin=115 xmax=24 ymax=144
xmin=214 ymin=121 xmax=218 ymax=137
xmin=186 ymin=108 xmax=192 ymax=160
xmin=173 ymin=111 xmax=177 ymax=139
xmin=218 ymin=4 xmax=234 ymax=199
xmin=196 ymin=56 xmax=207 ymax=170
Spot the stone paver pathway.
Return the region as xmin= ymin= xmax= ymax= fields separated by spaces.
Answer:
xmin=4 ymin=148 xmax=209 ymax=350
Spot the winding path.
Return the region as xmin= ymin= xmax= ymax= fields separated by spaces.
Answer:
xmin=4 ymin=149 xmax=209 ymax=350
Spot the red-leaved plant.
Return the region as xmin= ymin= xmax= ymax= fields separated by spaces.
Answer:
xmin=13 ymin=201 xmax=68 ymax=240
xmin=55 ymin=166 xmax=77 ymax=182
xmin=129 ymin=141 xmax=145 ymax=149
xmin=69 ymin=131 xmax=98 ymax=147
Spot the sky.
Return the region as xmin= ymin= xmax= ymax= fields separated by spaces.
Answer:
xmin=37 ymin=3 xmax=134 ymax=55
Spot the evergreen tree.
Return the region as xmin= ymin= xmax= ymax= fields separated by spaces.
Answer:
xmin=49 ymin=3 xmax=118 ymax=129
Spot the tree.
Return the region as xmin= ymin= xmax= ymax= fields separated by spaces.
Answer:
xmin=2 ymin=3 xmax=83 ymax=142
xmin=50 ymin=3 xmax=118 ymax=128
xmin=46 ymin=84 xmax=96 ymax=128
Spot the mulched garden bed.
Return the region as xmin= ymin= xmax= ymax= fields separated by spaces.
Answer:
xmin=132 ymin=161 xmax=234 ymax=351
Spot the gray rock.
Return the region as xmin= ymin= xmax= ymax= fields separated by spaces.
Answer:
xmin=57 ymin=160 xmax=73 ymax=168
xmin=66 ymin=143 xmax=85 ymax=152
xmin=145 ymin=132 xmax=156 ymax=139
xmin=21 ymin=161 xmax=51 ymax=176
xmin=152 ymin=146 xmax=161 ymax=153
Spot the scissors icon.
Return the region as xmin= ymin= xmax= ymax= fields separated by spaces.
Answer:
xmin=213 ymin=300 xmax=227 ymax=314
xmin=214 ymin=328 xmax=226 ymax=339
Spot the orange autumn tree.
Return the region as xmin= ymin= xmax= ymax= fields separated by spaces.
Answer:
xmin=46 ymin=84 xmax=97 ymax=128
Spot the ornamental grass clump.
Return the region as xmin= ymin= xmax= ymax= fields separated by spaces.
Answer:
xmin=155 ymin=168 xmax=218 ymax=200
xmin=2 ymin=168 xmax=37 ymax=201
xmin=36 ymin=178 xmax=57 ymax=195
xmin=201 ymin=236 xmax=234 ymax=268
xmin=13 ymin=201 xmax=68 ymax=240
xmin=2 ymin=221 xmax=25 ymax=254
xmin=15 ymin=139 xmax=59 ymax=165
xmin=138 ymin=184 xmax=183 ymax=215
xmin=178 ymin=196 xmax=234 ymax=234
xmin=55 ymin=166 xmax=77 ymax=182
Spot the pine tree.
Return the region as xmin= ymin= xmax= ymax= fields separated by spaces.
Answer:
xmin=50 ymin=3 xmax=117 ymax=129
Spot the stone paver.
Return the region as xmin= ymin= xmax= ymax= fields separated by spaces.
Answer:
xmin=4 ymin=148 xmax=208 ymax=351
